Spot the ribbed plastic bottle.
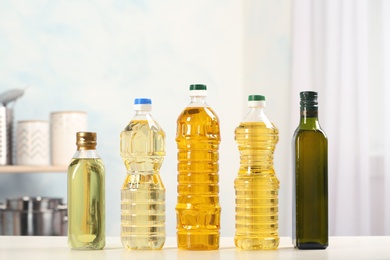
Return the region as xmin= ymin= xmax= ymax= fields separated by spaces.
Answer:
xmin=176 ymin=84 xmax=221 ymax=250
xmin=234 ymin=95 xmax=280 ymax=250
xmin=120 ymin=98 xmax=166 ymax=250
xmin=292 ymin=91 xmax=328 ymax=249
xmin=68 ymin=132 xmax=105 ymax=250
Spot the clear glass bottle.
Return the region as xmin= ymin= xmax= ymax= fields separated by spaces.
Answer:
xmin=176 ymin=84 xmax=221 ymax=250
xmin=234 ymin=95 xmax=280 ymax=250
xmin=292 ymin=91 xmax=328 ymax=249
xmin=68 ymin=132 xmax=105 ymax=250
xmin=120 ymin=98 xmax=166 ymax=250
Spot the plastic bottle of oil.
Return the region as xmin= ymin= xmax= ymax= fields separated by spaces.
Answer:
xmin=120 ymin=98 xmax=166 ymax=250
xmin=176 ymin=84 xmax=221 ymax=250
xmin=68 ymin=132 xmax=105 ymax=250
xmin=234 ymin=95 xmax=279 ymax=250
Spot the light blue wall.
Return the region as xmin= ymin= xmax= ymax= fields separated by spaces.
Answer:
xmin=0 ymin=0 xmax=291 ymax=237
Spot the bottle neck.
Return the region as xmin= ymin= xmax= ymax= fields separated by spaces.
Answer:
xmin=298 ymin=92 xmax=321 ymax=128
xmin=299 ymin=106 xmax=320 ymax=127
xmin=189 ymin=96 xmax=207 ymax=106
xmin=73 ymin=149 xmax=100 ymax=159
xmin=242 ymin=107 xmax=268 ymax=123
xmin=248 ymin=107 xmax=264 ymax=113
xmin=135 ymin=110 xmax=151 ymax=116
xmin=133 ymin=110 xmax=152 ymax=121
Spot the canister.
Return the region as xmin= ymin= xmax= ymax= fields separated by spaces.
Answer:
xmin=16 ymin=120 xmax=50 ymax=166
xmin=50 ymin=111 xmax=87 ymax=165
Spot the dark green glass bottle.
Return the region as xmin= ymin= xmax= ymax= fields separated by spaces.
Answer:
xmin=292 ymin=91 xmax=328 ymax=250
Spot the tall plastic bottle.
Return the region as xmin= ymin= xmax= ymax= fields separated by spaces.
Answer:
xmin=292 ymin=91 xmax=328 ymax=249
xmin=234 ymin=95 xmax=280 ymax=250
xmin=120 ymin=98 xmax=166 ymax=250
xmin=176 ymin=84 xmax=221 ymax=250
xmin=68 ymin=132 xmax=105 ymax=250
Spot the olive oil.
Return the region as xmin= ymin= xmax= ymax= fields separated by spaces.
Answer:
xmin=176 ymin=84 xmax=221 ymax=250
xmin=292 ymin=91 xmax=328 ymax=249
xmin=68 ymin=132 xmax=105 ymax=250
xmin=120 ymin=98 xmax=166 ymax=250
xmin=234 ymin=95 xmax=279 ymax=250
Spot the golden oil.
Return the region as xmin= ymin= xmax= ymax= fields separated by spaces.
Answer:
xmin=176 ymin=99 xmax=221 ymax=250
xmin=234 ymin=95 xmax=279 ymax=250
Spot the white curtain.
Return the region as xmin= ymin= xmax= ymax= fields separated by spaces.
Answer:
xmin=292 ymin=0 xmax=390 ymax=235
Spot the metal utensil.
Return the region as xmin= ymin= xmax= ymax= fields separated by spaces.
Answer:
xmin=0 ymin=107 xmax=13 ymax=165
xmin=0 ymin=87 xmax=27 ymax=107
xmin=0 ymin=197 xmax=67 ymax=236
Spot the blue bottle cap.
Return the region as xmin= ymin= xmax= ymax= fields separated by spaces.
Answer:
xmin=134 ymin=98 xmax=152 ymax=105
xmin=134 ymin=98 xmax=152 ymax=111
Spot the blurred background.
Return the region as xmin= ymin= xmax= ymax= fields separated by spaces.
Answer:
xmin=0 ymin=0 xmax=389 ymax=237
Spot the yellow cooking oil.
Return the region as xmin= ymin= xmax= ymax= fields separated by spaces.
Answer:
xmin=176 ymin=106 xmax=221 ymax=250
xmin=68 ymin=157 xmax=105 ymax=249
xmin=234 ymin=121 xmax=279 ymax=250
xmin=120 ymin=118 xmax=166 ymax=250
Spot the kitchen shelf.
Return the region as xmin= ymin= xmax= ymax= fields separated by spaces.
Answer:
xmin=0 ymin=165 xmax=67 ymax=173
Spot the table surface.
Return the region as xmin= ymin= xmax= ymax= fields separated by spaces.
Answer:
xmin=1 ymin=236 xmax=389 ymax=260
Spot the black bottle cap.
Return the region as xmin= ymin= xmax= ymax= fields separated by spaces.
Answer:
xmin=300 ymin=91 xmax=318 ymax=109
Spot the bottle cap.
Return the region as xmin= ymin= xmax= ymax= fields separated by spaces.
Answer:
xmin=189 ymin=84 xmax=207 ymax=97
xmin=300 ymin=91 xmax=318 ymax=108
xmin=76 ymin=132 xmax=97 ymax=150
xmin=134 ymin=98 xmax=152 ymax=111
xmin=300 ymin=91 xmax=317 ymax=100
xmin=248 ymin=94 xmax=266 ymax=107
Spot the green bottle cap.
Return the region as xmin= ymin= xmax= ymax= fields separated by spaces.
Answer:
xmin=189 ymin=84 xmax=207 ymax=97
xmin=190 ymin=84 xmax=207 ymax=91
xmin=300 ymin=91 xmax=318 ymax=109
xmin=248 ymin=95 xmax=265 ymax=101
xmin=300 ymin=91 xmax=317 ymax=100
xmin=248 ymin=94 xmax=266 ymax=107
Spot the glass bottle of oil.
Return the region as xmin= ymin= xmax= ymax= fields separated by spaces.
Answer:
xmin=234 ymin=95 xmax=280 ymax=250
xmin=292 ymin=91 xmax=328 ymax=249
xmin=176 ymin=84 xmax=221 ymax=250
xmin=68 ymin=132 xmax=105 ymax=250
xmin=120 ymin=98 xmax=166 ymax=250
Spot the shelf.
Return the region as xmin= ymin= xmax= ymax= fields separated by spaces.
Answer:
xmin=0 ymin=165 xmax=67 ymax=173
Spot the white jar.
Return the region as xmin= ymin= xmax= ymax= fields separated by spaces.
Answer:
xmin=50 ymin=111 xmax=87 ymax=166
xmin=16 ymin=120 xmax=49 ymax=166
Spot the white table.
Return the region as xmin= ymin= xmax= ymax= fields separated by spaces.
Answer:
xmin=0 ymin=236 xmax=389 ymax=260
